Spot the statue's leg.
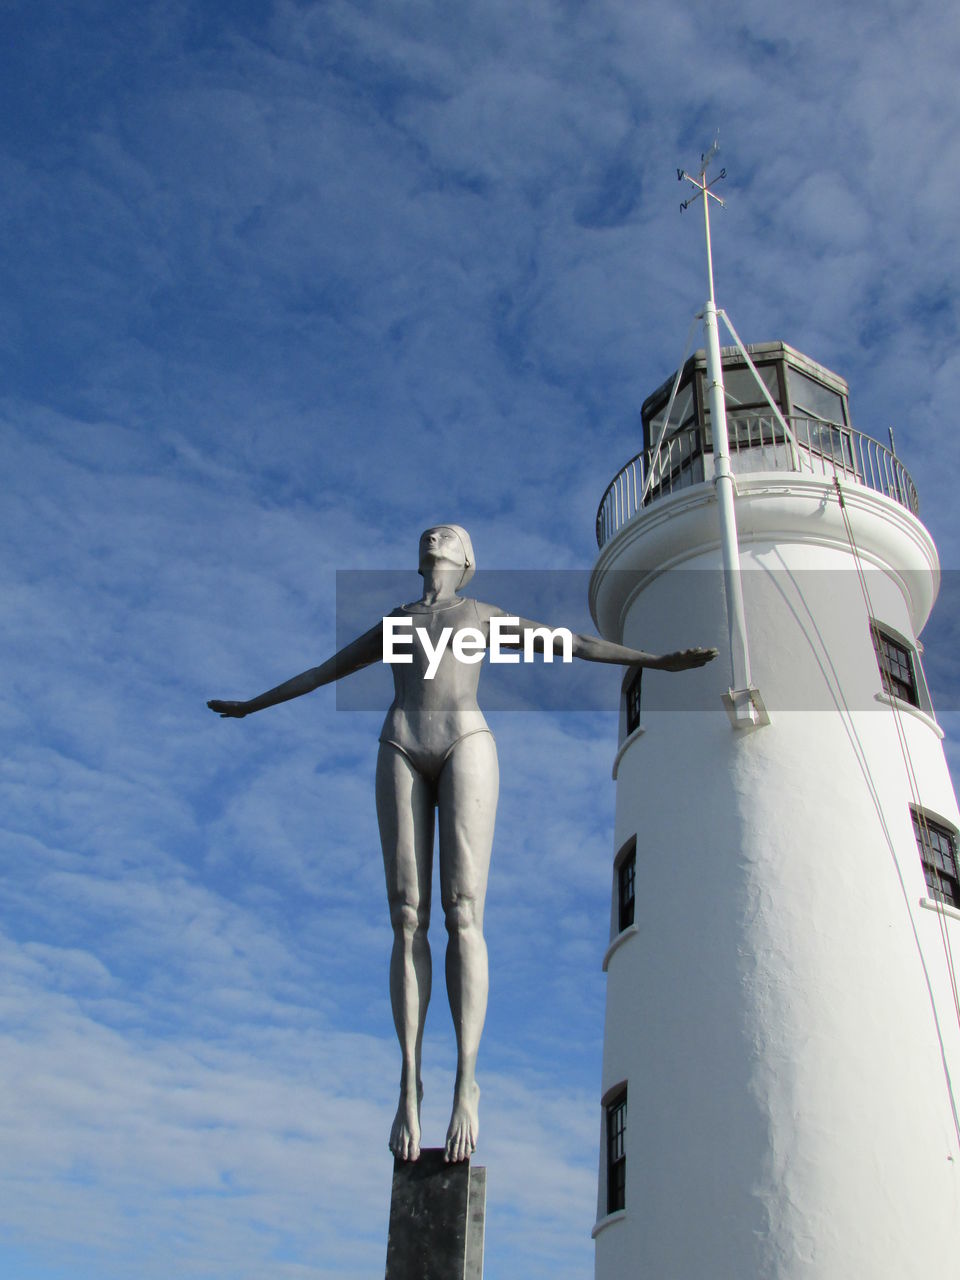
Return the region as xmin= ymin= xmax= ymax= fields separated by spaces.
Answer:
xmin=376 ymin=742 xmax=435 ymax=1162
xmin=437 ymin=731 xmax=499 ymax=1163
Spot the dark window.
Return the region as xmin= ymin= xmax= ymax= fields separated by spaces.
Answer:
xmin=618 ymin=845 xmax=636 ymax=933
xmin=871 ymin=625 xmax=919 ymax=706
xmin=606 ymin=1089 xmax=627 ymax=1213
xmin=625 ymin=670 xmax=642 ymax=736
xmin=912 ymin=811 xmax=960 ymax=909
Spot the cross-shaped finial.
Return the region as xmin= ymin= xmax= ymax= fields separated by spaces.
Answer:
xmin=677 ymin=134 xmax=726 ymax=212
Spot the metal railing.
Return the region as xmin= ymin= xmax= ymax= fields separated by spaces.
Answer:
xmin=596 ymin=414 xmax=919 ymax=549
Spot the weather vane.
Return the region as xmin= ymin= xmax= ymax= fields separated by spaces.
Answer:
xmin=677 ymin=135 xmax=726 ymax=212
xmin=678 ymin=134 xmax=726 ymax=306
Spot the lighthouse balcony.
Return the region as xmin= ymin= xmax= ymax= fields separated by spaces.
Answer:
xmin=597 ymin=341 xmax=918 ymax=549
xmin=596 ymin=414 xmax=918 ymax=549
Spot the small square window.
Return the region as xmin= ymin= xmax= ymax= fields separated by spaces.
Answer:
xmin=606 ymin=1089 xmax=627 ymax=1214
xmin=871 ymin=624 xmax=919 ymax=707
xmin=618 ymin=845 xmax=636 ymax=933
xmin=912 ymin=811 xmax=960 ymax=909
xmin=624 ymin=669 xmax=642 ymax=736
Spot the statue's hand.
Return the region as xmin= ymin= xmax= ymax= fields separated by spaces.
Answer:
xmin=207 ymin=699 xmax=250 ymax=718
xmin=652 ymin=647 xmax=718 ymax=672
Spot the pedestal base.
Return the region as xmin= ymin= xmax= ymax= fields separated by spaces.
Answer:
xmin=385 ymin=1150 xmax=486 ymax=1279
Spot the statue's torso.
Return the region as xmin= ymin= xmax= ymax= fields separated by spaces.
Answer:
xmin=379 ymin=597 xmax=490 ymax=777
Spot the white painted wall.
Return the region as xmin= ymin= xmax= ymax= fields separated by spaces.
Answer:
xmin=591 ymin=476 xmax=960 ymax=1279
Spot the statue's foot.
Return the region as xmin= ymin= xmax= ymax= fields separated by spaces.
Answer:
xmin=389 ymin=1080 xmax=423 ymax=1162
xmin=444 ymin=1080 xmax=480 ymax=1163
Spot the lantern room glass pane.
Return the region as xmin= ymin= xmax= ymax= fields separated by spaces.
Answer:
xmin=647 ymin=380 xmax=695 ymax=437
xmin=786 ymin=365 xmax=846 ymax=424
xmin=721 ymin=363 xmax=781 ymax=410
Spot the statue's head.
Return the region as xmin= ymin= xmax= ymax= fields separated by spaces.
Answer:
xmin=419 ymin=525 xmax=475 ymax=589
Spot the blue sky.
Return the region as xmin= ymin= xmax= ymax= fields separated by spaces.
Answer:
xmin=1 ymin=1 xmax=959 ymax=1276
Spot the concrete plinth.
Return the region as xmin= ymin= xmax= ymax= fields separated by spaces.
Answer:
xmin=385 ymin=1150 xmax=486 ymax=1279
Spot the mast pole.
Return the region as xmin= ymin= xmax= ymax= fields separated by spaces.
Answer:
xmin=680 ymin=144 xmax=764 ymax=726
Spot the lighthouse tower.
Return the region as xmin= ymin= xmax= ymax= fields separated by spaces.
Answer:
xmin=590 ymin=157 xmax=960 ymax=1278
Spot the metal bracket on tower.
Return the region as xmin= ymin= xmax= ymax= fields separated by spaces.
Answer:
xmin=722 ymin=685 xmax=769 ymax=730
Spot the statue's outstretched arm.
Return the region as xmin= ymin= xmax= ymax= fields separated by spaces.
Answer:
xmin=567 ymin=630 xmax=716 ymax=671
xmin=207 ymin=622 xmax=383 ymax=718
xmin=476 ymin=604 xmax=716 ymax=672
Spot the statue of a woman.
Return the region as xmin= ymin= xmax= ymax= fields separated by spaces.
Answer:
xmin=208 ymin=525 xmax=715 ymax=1163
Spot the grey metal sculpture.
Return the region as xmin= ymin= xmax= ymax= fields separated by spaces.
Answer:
xmin=208 ymin=526 xmax=715 ymax=1163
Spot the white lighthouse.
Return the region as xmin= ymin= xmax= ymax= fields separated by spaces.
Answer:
xmin=589 ymin=156 xmax=960 ymax=1278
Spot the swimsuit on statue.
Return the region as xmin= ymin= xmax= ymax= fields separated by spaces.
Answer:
xmin=378 ymin=597 xmax=494 ymax=783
